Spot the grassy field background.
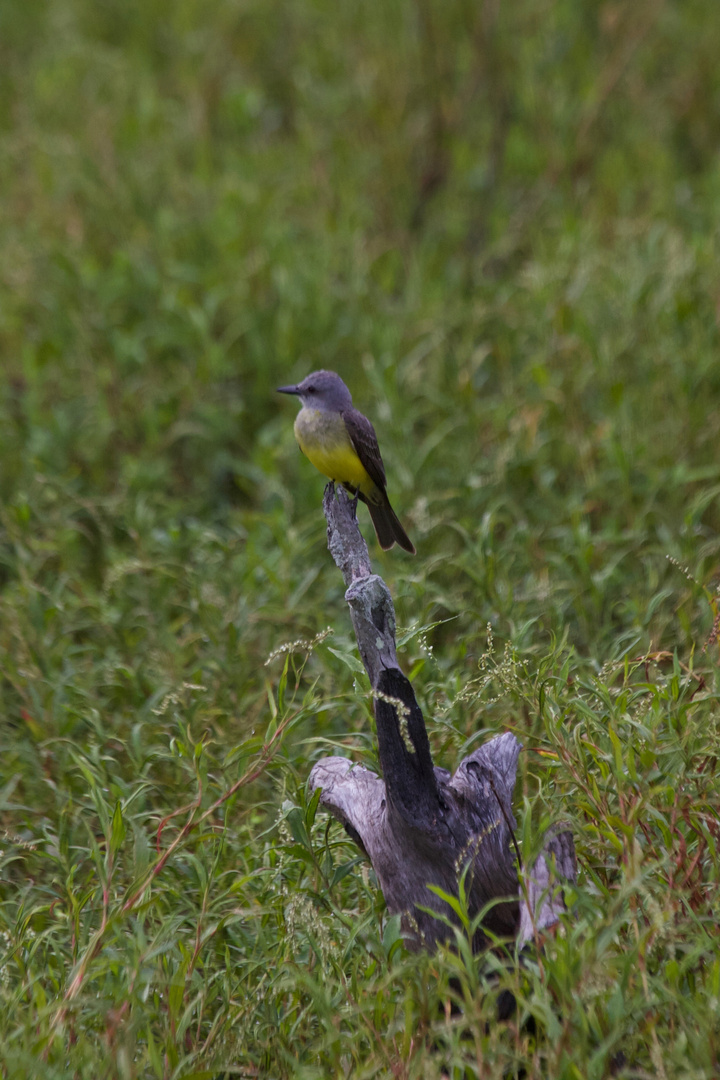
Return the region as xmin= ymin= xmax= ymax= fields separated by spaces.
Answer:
xmin=1 ymin=0 xmax=720 ymax=1076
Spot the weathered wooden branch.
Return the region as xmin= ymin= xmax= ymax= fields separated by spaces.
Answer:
xmin=309 ymin=484 xmax=575 ymax=952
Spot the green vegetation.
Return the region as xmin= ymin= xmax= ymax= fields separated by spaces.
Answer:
xmin=1 ymin=0 xmax=719 ymax=1075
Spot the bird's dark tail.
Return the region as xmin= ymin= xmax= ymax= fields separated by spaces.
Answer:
xmin=366 ymin=494 xmax=415 ymax=554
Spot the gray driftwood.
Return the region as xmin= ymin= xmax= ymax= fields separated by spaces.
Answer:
xmin=309 ymin=484 xmax=575 ymax=952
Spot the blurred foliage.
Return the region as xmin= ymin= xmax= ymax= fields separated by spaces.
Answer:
xmin=1 ymin=0 xmax=719 ymax=1075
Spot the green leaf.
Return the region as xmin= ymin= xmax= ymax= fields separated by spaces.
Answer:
xmin=330 ymin=857 xmax=364 ymax=889
xmin=382 ymin=914 xmax=404 ymax=961
xmin=110 ymin=800 xmax=126 ymax=855
xmin=305 ymin=785 xmax=322 ymax=830
xmin=327 ymin=646 xmax=366 ymax=676
xmin=277 ymin=653 xmax=289 ymax=713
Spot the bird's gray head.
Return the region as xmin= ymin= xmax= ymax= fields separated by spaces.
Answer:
xmin=277 ymin=370 xmax=353 ymax=412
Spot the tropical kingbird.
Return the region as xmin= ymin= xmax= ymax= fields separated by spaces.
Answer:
xmin=278 ymin=370 xmax=415 ymax=554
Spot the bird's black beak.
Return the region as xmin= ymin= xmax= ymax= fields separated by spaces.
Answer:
xmin=277 ymin=384 xmax=300 ymax=395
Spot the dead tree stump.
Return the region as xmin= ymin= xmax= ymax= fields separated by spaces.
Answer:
xmin=309 ymin=485 xmax=575 ymax=952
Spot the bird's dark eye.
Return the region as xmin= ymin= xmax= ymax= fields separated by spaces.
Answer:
xmin=307 ymin=386 xmax=316 ymax=394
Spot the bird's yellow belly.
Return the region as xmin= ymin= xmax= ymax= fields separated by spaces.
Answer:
xmin=294 ymin=408 xmax=372 ymax=493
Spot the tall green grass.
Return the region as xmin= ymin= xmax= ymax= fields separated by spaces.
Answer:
xmin=1 ymin=0 xmax=719 ymax=1075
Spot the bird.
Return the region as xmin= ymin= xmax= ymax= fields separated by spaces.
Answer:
xmin=277 ymin=370 xmax=415 ymax=554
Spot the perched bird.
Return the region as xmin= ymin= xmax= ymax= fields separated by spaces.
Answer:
xmin=278 ymin=370 xmax=415 ymax=554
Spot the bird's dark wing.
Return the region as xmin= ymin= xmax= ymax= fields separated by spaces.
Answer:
xmin=342 ymin=408 xmax=387 ymax=489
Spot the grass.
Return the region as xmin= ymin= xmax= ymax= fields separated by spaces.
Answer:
xmin=1 ymin=0 xmax=720 ymax=1075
